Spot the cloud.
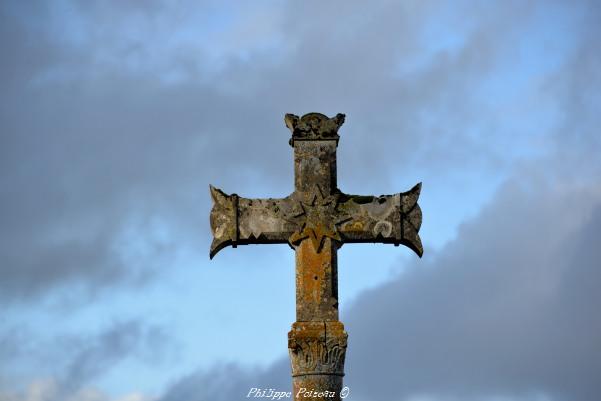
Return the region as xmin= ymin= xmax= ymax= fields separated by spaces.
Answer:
xmin=343 ymin=178 xmax=601 ymax=401
xmin=158 ymin=361 xmax=289 ymax=401
xmin=61 ymin=321 xmax=169 ymax=390
xmin=0 ymin=320 xmax=170 ymax=400
xmin=154 ymin=159 xmax=601 ymax=401
xmin=0 ymin=378 xmax=155 ymax=401
xmin=2 ymin=0 xmax=590 ymax=304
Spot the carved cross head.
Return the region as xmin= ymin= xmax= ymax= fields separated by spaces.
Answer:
xmin=209 ymin=112 xmax=422 ymax=259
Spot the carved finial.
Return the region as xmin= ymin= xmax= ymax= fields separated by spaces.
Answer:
xmin=285 ymin=113 xmax=345 ymax=147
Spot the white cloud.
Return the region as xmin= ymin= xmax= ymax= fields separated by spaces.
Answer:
xmin=0 ymin=378 xmax=155 ymax=401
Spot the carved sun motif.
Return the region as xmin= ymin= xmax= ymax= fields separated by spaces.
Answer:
xmin=288 ymin=186 xmax=351 ymax=251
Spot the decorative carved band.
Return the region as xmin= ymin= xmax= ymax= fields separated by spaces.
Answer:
xmin=288 ymin=322 xmax=348 ymax=377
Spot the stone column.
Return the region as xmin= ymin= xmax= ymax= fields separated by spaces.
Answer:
xmin=288 ymin=321 xmax=347 ymax=401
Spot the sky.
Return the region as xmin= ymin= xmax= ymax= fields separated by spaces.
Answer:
xmin=0 ymin=1 xmax=600 ymax=401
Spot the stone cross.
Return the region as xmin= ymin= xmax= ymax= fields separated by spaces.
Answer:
xmin=209 ymin=112 xmax=423 ymax=401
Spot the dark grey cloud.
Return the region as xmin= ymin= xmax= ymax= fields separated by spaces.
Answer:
xmin=0 ymin=3 xmax=240 ymax=302
xmin=61 ymin=320 xmax=169 ymax=390
xmin=159 ymin=362 xmax=288 ymax=401
xmin=0 ymin=0 xmax=574 ymax=304
xmin=343 ymin=182 xmax=601 ymax=401
xmin=547 ymin=2 xmax=601 ymax=166
xmin=0 ymin=319 xmax=170 ymax=400
xmin=155 ymin=166 xmax=601 ymax=401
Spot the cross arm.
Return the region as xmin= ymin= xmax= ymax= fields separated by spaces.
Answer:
xmin=336 ymin=183 xmax=423 ymax=257
xmin=209 ymin=185 xmax=300 ymax=259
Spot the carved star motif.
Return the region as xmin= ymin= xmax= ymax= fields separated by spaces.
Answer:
xmin=288 ymin=186 xmax=351 ymax=252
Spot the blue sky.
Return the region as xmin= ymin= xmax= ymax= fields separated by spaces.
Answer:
xmin=1 ymin=1 xmax=600 ymax=401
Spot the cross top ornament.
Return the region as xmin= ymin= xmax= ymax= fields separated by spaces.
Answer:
xmin=209 ymin=112 xmax=423 ymax=401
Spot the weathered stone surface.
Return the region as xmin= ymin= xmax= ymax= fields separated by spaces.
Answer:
xmin=289 ymin=321 xmax=347 ymax=401
xmin=209 ymin=182 xmax=423 ymax=258
xmin=285 ymin=112 xmax=345 ymax=146
xmin=209 ymin=112 xmax=423 ymax=401
xmin=295 ymin=238 xmax=339 ymax=321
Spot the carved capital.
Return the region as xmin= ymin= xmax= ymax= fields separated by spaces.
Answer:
xmin=288 ymin=321 xmax=348 ymax=377
xmin=285 ymin=113 xmax=345 ymax=147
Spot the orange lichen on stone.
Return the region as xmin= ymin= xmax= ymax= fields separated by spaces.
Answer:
xmin=295 ymin=238 xmax=338 ymax=322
